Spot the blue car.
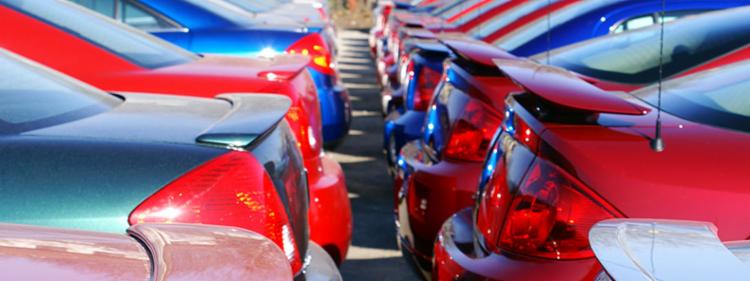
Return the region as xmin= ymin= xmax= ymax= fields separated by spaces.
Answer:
xmin=73 ymin=0 xmax=351 ymax=147
xmin=383 ymin=0 xmax=750 ymax=172
xmin=492 ymin=0 xmax=750 ymax=57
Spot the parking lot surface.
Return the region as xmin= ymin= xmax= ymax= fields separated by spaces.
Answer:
xmin=330 ymin=29 xmax=421 ymax=281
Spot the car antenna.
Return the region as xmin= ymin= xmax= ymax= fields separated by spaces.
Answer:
xmin=545 ymin=0 xmax=551 ymax=64
xmin=651 ymin=0 xmax=666 ymax=152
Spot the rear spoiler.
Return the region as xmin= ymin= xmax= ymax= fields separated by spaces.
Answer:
xmin=254 ymin=54 xmax=310 ymax=81
xmin=403 ymin=27 xmax=437 ymax=40
xmin=439 ymin=35 xmax=516 ymax=68
xmin=494 ymin=58 xmax=649 ymax=115
xmin=395 ymin=13 xmax=425 ymax=27
xmin=129 ymin=224 xmax=292 ymax=281
xmin=196 ymin=94 xmax=291 ymax=149
xmin=590 ymin=219 xmax=750 ymax=281
xmin=406 ymin=39 xmax=451 ymax=57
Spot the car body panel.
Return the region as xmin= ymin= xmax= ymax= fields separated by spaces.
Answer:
xmin=590 ymin=219 xmax=750 ymax=281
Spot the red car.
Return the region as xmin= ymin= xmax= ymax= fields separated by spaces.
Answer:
xmin=397 ymin=6 xmax=750 ymax=278
xmin=433 ymin=53 xmax=750 ymax=281
xmin=0 ymin=223 xmax=293 ymax=281
xmin=0 ymin=0 xmax=351 ymax=265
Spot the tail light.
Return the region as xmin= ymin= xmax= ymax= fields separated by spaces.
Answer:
xmin=443 ymin=99 xmax=501 ymax=161
xmin=498 ymin=157 xmax=619 ymax=260
xmin=408 ymin=65 xmax=442 ymax=111
xmin=287 ymin=33 xmax=335 ymax=75
xmin=504 ymin=107 xmax=540 ymax=151
xmin=285 ymin=105 xmax=321 ymax=158
xmin=128 ymin=151 xmax=303 ymax=272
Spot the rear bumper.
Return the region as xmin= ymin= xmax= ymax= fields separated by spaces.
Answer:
xmin=296 ymin=242 xmax=344 ymax=281
xmin=306 ymin=154 xmax=352 ymax=265
xmin=308 ymin=68 xmax=352 ymax=145
xmin=433 ymin=209 xmax=602 ymax=281
xmin=395 ymin=141 xmax=482 ymax=274
xmin=383 ymin=110 xmax=424 ymax=171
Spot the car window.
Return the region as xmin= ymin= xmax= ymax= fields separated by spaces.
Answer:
xmin=494 ymin=0 xmax=619 ymax=51
xmin=0 ymin=50 xmax=119 ymax=134
xmin=122 ymin=1 xmax=178 ymax=30
xmin=470 ymin=0 xmax=554 ymax=39
xmin=5 ymin=0 xmax=197 ymax=69
xmin=224 ymin=0 xmax=282 ymax=13
xmin=450 ymin=0 xmax=507 ymax=26
xmin=69 ymin=0 xmax=115 ymax=17
xmin=611 ymin=10 xmax=698 ymax=34
xmin=436 ymin=0 xmax=484 ymax=19
xmin=182 ymin=0 xmax=258 ymax=27
xmin=634 ymin=60 xmax=750 ymax=133
xmin=540 ymin=7 xmax=750 ymax=84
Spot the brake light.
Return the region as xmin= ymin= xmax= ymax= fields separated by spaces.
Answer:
xmin=286 ymin=105 xmax=321 ymax=158
xmin=412 ymin=66 xmax=442 ymax=111
xmin=128 ymin=151 xmax=303 ymax=272
xmin=287 ymin=33 xmax=334 ymax=75
xmin=504 ymin=107 xmax=540 ymax=151
xmin=443 ymin=99 xmax=500 ymax=161
xmin=498 ymin=157 xmax=618 ymax=260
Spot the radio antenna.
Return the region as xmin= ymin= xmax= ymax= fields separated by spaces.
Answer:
xmin=651 ymin=0 xmax=666 ymax=152
xmin=545 ymin=0 xmax=551 ymax=64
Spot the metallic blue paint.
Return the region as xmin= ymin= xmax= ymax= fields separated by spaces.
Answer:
xmin=508 ymin=0 xmax=750 ymax=57
xmin=120 ymin=0 xmax=351 ymax=145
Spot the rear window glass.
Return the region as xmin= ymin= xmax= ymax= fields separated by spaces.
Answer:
xmin=0 ymin=51 xmax=119 ymax=134
xmin=470 ymin=0 xmax=553 ymax=39
xmin=540 ymin=7 xmax=750 ymax=84
xmin=224 ymin=0 xmax=282 ymax=13
xmin=432 ymin=0 xmax=481 ymax=19
xmin=182 ymin=0 xmax=258 ymax=26
xmin=4 ymin=0 xmax=197 ymax=68
xmin=634 ymin=60 xmax=750 ymax=133
xmin=494 ymin=1 xmax=618 ymax=51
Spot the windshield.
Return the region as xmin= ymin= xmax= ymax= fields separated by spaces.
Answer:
xmin=540 ymin=7 xmax=750 ymax=84
xmin=223 ymin=0 xmax=282 ymax=13
xmin=0 ymin=50 xmax=120 ymax=134
xmin=634 ymin=60 xmax=750 ymax=133
xmin=469 ymin=0 xmax=553 ymax=39
xmin=182 ymin=0 xmax=259 ymax=26
xmin=495 ymin=1 xmax=618 ymax=51
xmin=2 ymin=0 xmax=197 ymax=69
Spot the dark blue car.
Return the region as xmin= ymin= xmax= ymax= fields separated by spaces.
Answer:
xmin=73 ymin=0 xmax=351 ymax=147
xmin=383 ymin=0 xmax=750 ymax=172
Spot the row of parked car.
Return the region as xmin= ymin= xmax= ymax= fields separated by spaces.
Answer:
xmin=0 ymin=0 xmax=353 ymax=280
xmin=371 ymin=0 xmax=750 ymax=280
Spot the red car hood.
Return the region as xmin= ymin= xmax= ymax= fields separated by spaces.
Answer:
xmin=543 ymin=110 xmax=750 ymax=241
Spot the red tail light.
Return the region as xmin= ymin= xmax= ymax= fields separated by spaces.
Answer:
xmin=444 ymin=99 xmax=501 ymax=161
xmin=498 ymin=157 xmax=618 ymax=260
xmin=129 ymin=151 xmax=303 ymax=272
xmin=287 ymin=33 xmax=334 ymax=75
xmin=412 ymin=66 xmax=442 ymax=111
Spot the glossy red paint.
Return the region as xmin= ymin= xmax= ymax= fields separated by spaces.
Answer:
xmin=494 ymin=58 xmax=649 ymax=115
xmin=441 ymin=36 xmax=516 ymax=67
xmin=0 ymin=5 xmax=351 ymax=265
xmin=433 ymin=58 xmax=750 ymax=281
xmin=449 ymin=0 xmax=527 ymax=33
xmin=307 ymin=154 xmax=352 ymax=265
xmin=483 ymin=0 xmax=579 ymax=44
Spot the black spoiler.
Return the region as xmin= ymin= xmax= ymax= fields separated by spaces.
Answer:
xmin=196 ymin=94 xmax=291 ymax=149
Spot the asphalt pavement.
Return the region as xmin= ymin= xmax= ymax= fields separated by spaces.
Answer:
xmin=328 ymin=29 xmax=421 ymax=281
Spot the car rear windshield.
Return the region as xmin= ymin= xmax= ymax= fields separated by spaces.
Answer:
xmin=182 ymin=0 xmax=259 ymax=26
xmin=494 ymin=0 xmax=618 ymax=51
xmin=2 ymin=0 xmax=197 ymax=69
xmin=0 ymin=51 xmax=120 ymax=134
xmin=634 ymin=60 xmax=750 ymax=133
xmin=223 ymin=0 xmax=282 ymax=13
xmin=469 ymin=0 xmax=553 ymax=39
xmin=539 ymin=7 xmax=750 ymax=84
